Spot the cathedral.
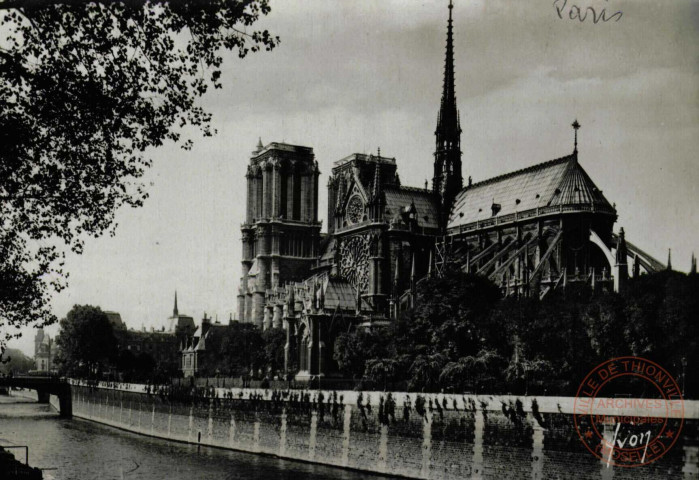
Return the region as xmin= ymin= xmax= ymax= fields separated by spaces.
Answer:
xmin=236 ymin=2 xmax=665 ymax=381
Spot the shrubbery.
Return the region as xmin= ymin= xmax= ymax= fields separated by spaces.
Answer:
xmin=334 ymin=269 xmax=699 ymax=397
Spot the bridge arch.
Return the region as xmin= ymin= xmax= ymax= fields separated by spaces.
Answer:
xmin=0 ymin=376 xmax=72 ymax=417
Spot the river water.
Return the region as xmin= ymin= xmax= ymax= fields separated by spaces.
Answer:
xmin=0 ymin=393 xmax=386 ymax=480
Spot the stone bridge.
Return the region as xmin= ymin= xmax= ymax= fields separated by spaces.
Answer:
xmin=0 ymin=375 xmax=72 ymax=417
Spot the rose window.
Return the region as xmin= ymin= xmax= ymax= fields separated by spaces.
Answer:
xmin=339 ymin=235 xmax=370 ymax=291
xmin=346 ymin=195 xmax=364 ymax=225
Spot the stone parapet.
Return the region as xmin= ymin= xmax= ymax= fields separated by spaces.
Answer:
xmin=65 ymin=381 xmax=698 ymax=480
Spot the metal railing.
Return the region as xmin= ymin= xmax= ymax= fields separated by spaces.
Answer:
xmin=449 ymin=203 xmax=616 ymax=235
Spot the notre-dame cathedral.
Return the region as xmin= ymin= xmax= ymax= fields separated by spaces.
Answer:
xmin=236 ymin=2 xmax=666 ymax=381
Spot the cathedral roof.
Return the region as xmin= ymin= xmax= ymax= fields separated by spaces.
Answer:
xmin=319 ymin=236 xmax=336 ymax=263
xmin=383 ymin=186 xmax=440 ymax=230
xmin=323 ymin=277 xmax=356 ymax=311
xmin=333 ymin=153 xmax=396 ymax=168
xmin=448 ymin=153 xmax=615 ymax=229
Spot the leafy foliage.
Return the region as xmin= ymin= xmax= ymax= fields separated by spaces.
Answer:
xmin=333 ymin=270 xmax=699 ymax=397
xmin=0 ymin=347 xmax=35 ymax=375
xmin=0 ymin=0 xmax=278 ymax=356
xmin=54 ymin=304 xmax=118 ymax=377
xmin=261 ymin=327 xmax=286 ymax=377
xmin=333 ymin=327 xmax=392 ymax=379
xmin=216 ymin=322 xmax=264 ymax=377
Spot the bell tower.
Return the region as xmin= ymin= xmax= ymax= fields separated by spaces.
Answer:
xmin=433 ymin=0 xmax=463 ymax=228
xmin=237 ymin=141 xmax=321 ymax=328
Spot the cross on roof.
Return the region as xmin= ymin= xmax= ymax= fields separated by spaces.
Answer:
xmin=572 ymin=119 xmax=581 ymax=153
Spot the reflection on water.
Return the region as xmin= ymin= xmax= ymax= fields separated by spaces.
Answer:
xmin=0 ymin=393 xmax=385 ymax=480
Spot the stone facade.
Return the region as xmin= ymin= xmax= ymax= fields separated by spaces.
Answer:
xmin=34 ymin=327 xmax=56 ymax=373
xmin=237 ymin=142 xmax=321 ymax=329
xmin=181 ymin=315 xmax=228 ymax=378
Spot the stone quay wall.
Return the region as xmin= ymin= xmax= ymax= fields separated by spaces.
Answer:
xmin=58 ymin=382 xmax=699 ymax=480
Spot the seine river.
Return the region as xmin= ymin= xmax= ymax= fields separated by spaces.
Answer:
xmin=0 ymin=393 xmax=385 ymax=480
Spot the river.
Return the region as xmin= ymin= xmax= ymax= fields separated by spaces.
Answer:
xmin=0 ymin=392 xmax=388 ymax=480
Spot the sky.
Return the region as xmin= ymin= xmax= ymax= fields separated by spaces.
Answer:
xmin=10 ymin=0 xmax=698 ymax=355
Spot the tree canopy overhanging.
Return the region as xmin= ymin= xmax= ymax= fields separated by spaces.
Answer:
xmin=0 ymin=0 xmax=279 ymax=355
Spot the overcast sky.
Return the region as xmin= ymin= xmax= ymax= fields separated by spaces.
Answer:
xmin=11 ymin=0 xmax=698 ymax=355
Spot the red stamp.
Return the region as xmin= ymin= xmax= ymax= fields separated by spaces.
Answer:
xmin=574 ymin=356 xmax=684 ymax=468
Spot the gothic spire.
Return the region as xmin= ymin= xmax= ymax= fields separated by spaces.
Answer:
xmin=173 ymin=291 xmax=179 ymax=317
xmin=433 ymin=0 xmax=463 ymax=228
xmin=691 ymin=252 xmax=697 ymax=275
xmin=436 ymin=0 xmax=460 ymax=142
xmin=667 ymin=249 xmax=672 ymax=271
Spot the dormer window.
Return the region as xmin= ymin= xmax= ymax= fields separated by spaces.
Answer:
xmin=491 ymin=203 xmax=501 ymax=216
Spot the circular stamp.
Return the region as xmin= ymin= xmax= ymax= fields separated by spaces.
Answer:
xmin=573 ymin=356 xmax=684 ymax=468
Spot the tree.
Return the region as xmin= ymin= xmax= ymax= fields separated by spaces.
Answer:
xmin=440 ymin=348 xmax=504 ymax=393
xmin=333 ymin=327 xmax=391 ymax=379
xmin=406 ymin=270 xmax=501 ymax=360
xmin=55 ymin=305 xmax=117 ymax=377
xmin=502 ymin=339 xmax=552 ymax=395
xmin=218 ymin=322 xmax=264 ymax=377
xmin=0 ymin=0 xmax=279 ymax=356
xmin=408 ymin=353 xmax=447 ymax=392
xmin=115 ymin=349 xmax=138 ymax=381
xmin=365 ymin=358 xmax=398 ymax=391
xmin=0 ymin=348 xmax=35 ymax=375
xmin=261 ymin=327 xmax=285 ymax=378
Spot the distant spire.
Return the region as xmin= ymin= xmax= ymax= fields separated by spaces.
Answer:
xmin=572 ymin=119 xmax=581 ymax=153
xmin=173 ymin=291 xmax=179 ymax=317
xmin=667 ymin=248 xmax=672 ymax=270
xmin=256 ymin=137 xmax=263 ymax=150
xmin=691 ymin=252 xmax=696 ymax=275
